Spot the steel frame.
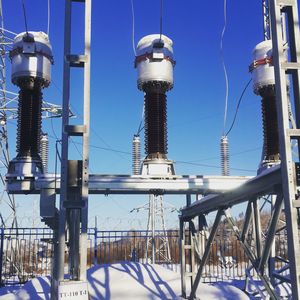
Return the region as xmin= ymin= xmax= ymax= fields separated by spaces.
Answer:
xmin=51 ymin=0 xmax=92 ymax=299
xmin=179 ymin=0 xmax=300 ymax=298
xmin=6 ymin=174 xmax=251 ymax=194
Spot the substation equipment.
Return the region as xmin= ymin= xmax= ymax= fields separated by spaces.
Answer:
xmin=6 ymin=31 xmax=53 ymax=179
xmin=134 ymin=34 xmax=175 ymax=263
xmin=4 ymin=0 xmax=300 ymax=300
xmin=180 ymin=0 xmax=300 ymax=299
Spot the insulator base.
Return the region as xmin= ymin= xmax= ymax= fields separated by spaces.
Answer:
xmin=7 ymin=157 xmax=43 ymax=178
xmin=141 ymin=158 xmax=175 ymax=176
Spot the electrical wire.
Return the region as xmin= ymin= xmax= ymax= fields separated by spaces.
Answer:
xmin=130 ymin=0 xmax=136 ymax=56
xmin=136 ymin=105 xmax=144 ymax=135
xmin=20 ymin=0 xmax=29 ymax=35
xmin=47 ymin=0 xmax=50 ymax=36
xmin=220 ymin=0 xmax=228 ymax=136
xmin=159 ymin=0 xmax=163 ymax=42
xmin=225 ymin=78 xmax=252 ymax=136
xmin=176 ymin=160 xmax=255 ymax=173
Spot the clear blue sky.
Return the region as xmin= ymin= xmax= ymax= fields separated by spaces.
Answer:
xmin=3 ymin=0 xmax=266 ymax=229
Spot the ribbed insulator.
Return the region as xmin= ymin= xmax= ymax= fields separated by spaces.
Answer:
xmin=40 ymin=133 xmax=49 ymax=173
xmin=221 ymin=136 xmax=229 ymax=176
xmin=16 ymin=87 xmax=42 ymax=159
xmin=144 ymin=92 xmax=167 ymax=159
xmin=132 ymin=134 xmax=141 ymax=175
xmin=260 ymin=86 xmax=280 ymax=162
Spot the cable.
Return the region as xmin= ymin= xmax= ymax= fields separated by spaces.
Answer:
xmin=136 ymin=105 xmax=144 ymax=135
xmin=159 ymin=0 xmax=163 ymax=42
xmin=47 ymin=0 xmax=50 ymax=36
xmin=221 ymin=0 xmax=228 ymax=135
xmin=176 ymin=160 xmax=255 ymax=173
xmin=225 ymin=78 xmax=252 ymax=136
xmin=20 ymin=0 xmax=29 ymax=35
xmin=130 ymin=0 xmax=136 ymax=56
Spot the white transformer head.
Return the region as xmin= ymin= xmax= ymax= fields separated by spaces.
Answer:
xmin=135 ymin=34 xmax=175 ymax=91
xmin=251 ymin=40 xmax=275 ymax=94
xmin=10 ymin=31 xmax=53 ymax=87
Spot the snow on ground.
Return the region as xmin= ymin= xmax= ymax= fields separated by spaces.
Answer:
xmin=0 ymin=262 xmax=249 ymax=299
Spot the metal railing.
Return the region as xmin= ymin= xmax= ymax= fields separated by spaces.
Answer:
xmin=0 ymin=227 xmax=288 ymax=286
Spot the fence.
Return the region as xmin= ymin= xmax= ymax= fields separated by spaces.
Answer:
xmin=0 ymin=226 xmax=288 ymax=286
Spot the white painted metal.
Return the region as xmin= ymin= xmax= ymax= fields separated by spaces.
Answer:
xmin=11 ymin=31 xmax=53 ymax=85
xmin=13 ymin=174 xmax=251 ymax=194
xmin=136 ymin=34 xmax=174 ymax=89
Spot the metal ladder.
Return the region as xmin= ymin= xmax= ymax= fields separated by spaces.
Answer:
xmin=270 ymin=0 xmax=300 ymax=298
xmin=52 ymin=0 xmax=91 ymax=299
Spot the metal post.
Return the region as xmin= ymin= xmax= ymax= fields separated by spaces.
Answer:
xmin=53 ymin=0 xmax=92 ymax=298
xmin=189 ymin=209 xmax=223 ymax=299
xmin=151 ymin=195 xmax=156 ymax=264
xmin=0 ymin=227 xmax=3 ymax=287
xmin=180 ymin=219 xmax=186 ymax=298
xmin=93 ymin=218 xmax=98 ymax=266
xmin=269 ymin=0 xmax=300 ymax=297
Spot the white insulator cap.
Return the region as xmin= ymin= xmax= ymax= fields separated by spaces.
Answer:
xmin=251 ymin=40 xmax=275 ymax=94
xmin=10 ymin=31 xmax=53 ymax=87
xmin=135 ymin=34 xmax=175 ymax=90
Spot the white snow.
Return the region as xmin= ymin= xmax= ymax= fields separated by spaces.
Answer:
xmin=0 ymin=262 xmax=249 ymax=299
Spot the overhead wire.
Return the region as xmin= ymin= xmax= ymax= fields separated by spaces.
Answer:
xmin=159 ymin=0 xmax=163 ymax=42
xmin=220 ymin=0 xmax=228 ymax=136
xmin=20 ymin=0 xmax=29 ymax=35
xmin=225 ymin=78 xmax=252 ymax=136
xmin=176 ymin=160 xmax=256 ymax=173
xmin=47 ymin=0 xmax=50 ymax=36
xmin=130 ymin=0 xmax=136 ymax=56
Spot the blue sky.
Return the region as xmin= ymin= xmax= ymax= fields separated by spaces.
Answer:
xmin=2 ymin=0 xmax=266 ymax=228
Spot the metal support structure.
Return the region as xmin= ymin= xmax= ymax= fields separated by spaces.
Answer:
xmin=179 ymin=3 xmax=300 ymax=296
xmin=269 ymin=0 xmax=300 ymax=297
xmin=52 ymin=0 xmax=91 ymax=299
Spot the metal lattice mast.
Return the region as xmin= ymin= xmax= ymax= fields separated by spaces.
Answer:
xmin=0 ymin=0 xmax=18 ymax=228
xmin=145 ymin=195 xmax=171 ymax=263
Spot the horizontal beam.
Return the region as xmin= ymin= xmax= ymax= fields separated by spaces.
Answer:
xmin=180 ymin=165 xmax=281 ymax=219
xmin=6 ymin=174 xmax=251 ymax=195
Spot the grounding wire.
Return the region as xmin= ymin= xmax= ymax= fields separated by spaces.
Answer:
xmin=130 ymin=0 xmax=136 ymax=56
xmin=225 ymin=78 xmax=252 ymax=136
xmin=220 ymin=0 xmax=228 ymax=136
xmin=20 ymin=0 xmax=29 ymax=35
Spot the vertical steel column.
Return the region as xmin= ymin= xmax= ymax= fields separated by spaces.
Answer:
xmin=269 ymin=0 xmax=300 ymax=298
xmin=55 ymin=0 xmax=72 ymax=291
xmin=180 ymin=219 xmax=186 ymax=298
xmin=53 ymin=0 xmax=91 ymax=298
xmin=79 ymin=0 xmax=91 ymax=281
xmin=0 ymin=227 xmax=3 ymax=287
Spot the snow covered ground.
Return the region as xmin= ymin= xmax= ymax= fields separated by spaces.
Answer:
xmin=0 ymin=262 xmax=249 ymax=299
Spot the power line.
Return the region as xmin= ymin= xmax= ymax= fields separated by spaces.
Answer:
xmin=47 ymin=0 xmax=50 ymax=36
xmin=20 ymin=0 xmax=29 ymax=35
xmin=220 ymin=0 xmax=228 ymax=135
xmin=225 ymin=78 xmax=252 ymax=136
xmin=176 ymin=160 xmax=256 ymax=173
xmin=130 ymin=0 xmax=136 ymax=56
xmin=159 ymin=0 xmax=163 ymax=42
